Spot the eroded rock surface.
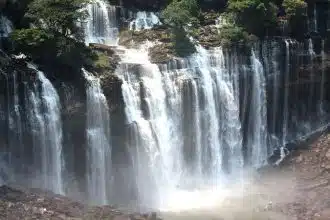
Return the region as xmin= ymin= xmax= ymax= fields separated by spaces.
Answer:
xmin=0 ymin=185 xmax=160 ymax=220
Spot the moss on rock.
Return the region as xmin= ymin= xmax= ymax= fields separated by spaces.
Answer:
xmin=86 ymin=44 xmax=120 ymax=77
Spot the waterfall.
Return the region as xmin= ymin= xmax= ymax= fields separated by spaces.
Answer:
xmin=27 ymin=64 xmax=64 ymax=195
xmin=129 ymin=12 xmax=161 ymax=31
xmin=269 ymin=41 xmax=281 ymax=146
xmin=248 ymin=49 xmax=268 ymax=167
xmin=115 ymin=43 xmax=245 ymax=209
xmin=191 ymin=79 xmax=202 ymax=178
xmin=313 ymin=4 xmax=318 ymax=32
xmin=84 ymin=0 xmax=118 ymax=45
xmin=6 ymin=71 xmax=24 ymax=174
xmin=0 ymin=153 xmax=7 ymax=185
xmin=308 ymin=39 xmax=315 ymax=125
xmin=116 ymin=47 xmax=182 ymax=208
xmin=320 ymin=40 xmax=325 ymax=114
xmin=83 ymin=69 xmax=112 ymax=205
xmin=0 ymin=16 xmax=13 ymax=38
xmin=283 ymin=40 xmax=290 ymax=146
xmin=194 ymin=47 xmax=222 ymax=180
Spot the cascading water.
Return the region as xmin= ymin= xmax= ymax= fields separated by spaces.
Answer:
xmin=320 ymin=40 xmax=326 ymax=114
xmin=0 ymin=16 xmax=13 ymax=38
xmin=307 ymin=39 xmax=315 ymax=125
xmin=1 ymin=0 xmax=329 ymax=212
xmin=83 ymin=69 xmax=112 ymax=205
xmin=283 ymin=40 xmax=290 ymax=145
xmin=110 ymin=28 xmax=330 ymax=208
xmin=129 ymin=12 xmax=161 ymax=31
xmin=248 ymin=49 xmax=268 ymax=167
xmin=6 ymin=71 xmax=23 ymax=172
xmin=115 ymin=42 xmax=247 ymax=210
xmin=313 ymin=4 xmax=318 ymax=33
xmin=84 ymin=0 xmax=118 ymax=45
xmin=116 ymin=46 xmax=182 ymax=208
xmin=27 ymin=64 xmax=64 ymax=195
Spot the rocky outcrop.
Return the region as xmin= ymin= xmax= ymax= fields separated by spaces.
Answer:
xmin=118 ymin=26 xmax=179 ymax=63
xmin=196 ymin=25 xmax=222 ymax=48
xmin=264 ymin=133 xmax=330 ymax=220
xmin=148 ymin=43 xmax=175 ymax=63
xmin=88 ymin=43 xmax=120 ymax=76
xmin=0 ymin=185 xmax=161 ymax=220
xmin=118 ymin=26 xmax=171 ymax=48
xmin=87 ymin=43 xmax=123 ymax=112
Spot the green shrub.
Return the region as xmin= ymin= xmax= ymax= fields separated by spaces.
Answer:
xmin=171 ymin=28 xmax=196 ymax=56
xmin=227 ymin=0 xmax=278 ymax=36
xmin=91 ymin=52 xmax=111 ymax=72
xmin=161 ymin=0 xmax=199 ymax=57
xmin=162 ymin=0 xmax=200 ymax=28
xmin=8 ymin=0 xmax=95 ymax=73
xmin=10 ymin=28 xmax=94 ymax=71
xmin=26 ymin=0 xmax=90 ymax=39
xmin=218 ymin=24 xmax=253 ymax=47
xmin=10 ymin=28 xmax=55 ymax=57
xmin=283 ymin=0 xmax=307 ymax=18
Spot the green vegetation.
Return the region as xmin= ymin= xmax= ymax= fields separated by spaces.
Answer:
xmin=171 ymin=28 xmax=196 ymax=56
xmin=282 ymin=0 xmax=307 ymax=39
xmin=5 ymin=0 xmax=313 ymax=66
xmin=162 ymin=0 xmax=199 ymax=28
xmin=10 ymin=28 xmax=55 ymax=62
xmin=152 ymin=0 xmax=311 ymax=53
xmin=8 ymin=0 xmax=96 ymax=74
xmin=200 ymin=0 xmax=306 ymax=46
xmin=218 ymin=24 xmax=252 ymax=47
xmin=161 ymin=0 xmax=199 ymax=56
xmin=283 ymin=0 xmax=307 ymax=18
xmin=90 ymin=51 xmax=115 ymax=73
xmin=10 ymin=28 xmax=53 ymax=49
xmin=227 ymin=0 xmax=278 ymax=37
xmin=26 ymin=0 xmax=90 ymax=39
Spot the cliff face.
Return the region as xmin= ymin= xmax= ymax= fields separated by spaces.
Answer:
xmin=1 ymin=0 xmax=330 ymax=210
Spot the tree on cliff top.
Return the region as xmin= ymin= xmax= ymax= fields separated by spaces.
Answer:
xmin=26 ymin=0 xmax=90 ymax=38
xmin=10 ymin=0 xmax=94 ymax=72
xmin=283 ymin=0 xmax=307 ymax=18
xmin=227 ymin=0 xmax=278 ymax=36
xmin=161 ymin=0 xmax=199 ymax=56
xmin=162 ymin=0 xmax=199 ymax=28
